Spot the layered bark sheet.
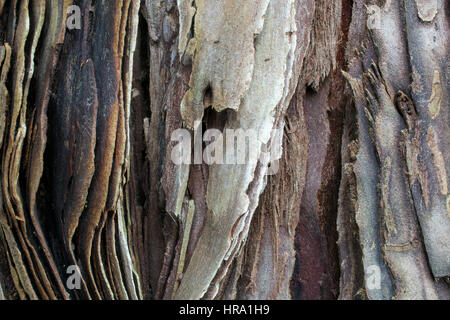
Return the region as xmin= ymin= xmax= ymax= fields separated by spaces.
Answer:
xmin=0 ymin=0 xmax=448 ymax=300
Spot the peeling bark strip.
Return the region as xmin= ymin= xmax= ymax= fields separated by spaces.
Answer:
xmin=0 ymin=0 xmax=448 ymax=300
xmin=174 ymin=0 xmax=298 ymax=299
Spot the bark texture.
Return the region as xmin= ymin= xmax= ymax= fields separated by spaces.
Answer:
xmin=0 ymin=0 xmax=448 ymax=300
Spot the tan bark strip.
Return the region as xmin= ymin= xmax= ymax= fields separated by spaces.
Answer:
xmin=10 ymin=126 xmax=55 ymax=299
xmin=118 ymin=0 xmax=141 ymax=300
xmin=106 ymin=213 xmax=129 ymax=300
xmin=117 ymin=197 xmax=139 ymax=300
xmin=380 ymin=157 xmax=397 ymax=236
xmin=5 ymin=241 xmax=26 ymax=300
xmin=427 ymin=70 xmax=442 ymax=119
xmin=77 ymin=0 xmax=123 ymax=299
xmin=426 ymin=126 xmax=447 ymax=196
xmin=105 ymin=88 xmax=126 ymax=213
xmin=1 ymin=190 xmax=28 ymax=300
xmin=105 ymin=0 xmax=130 ymax=212
xmin=10 ymin=133 xmax=55 ymax=299
xmin=91 ymin=211 xmax=114 ymax=300
xmin=0 ymin=221 xmax=37 ymax=299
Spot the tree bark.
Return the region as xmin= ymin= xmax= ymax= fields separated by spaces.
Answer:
xmin=0 ymin=0 xmax=448 ymax=300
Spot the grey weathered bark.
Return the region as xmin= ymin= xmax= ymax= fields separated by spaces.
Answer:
xmin=0 ymin=0 xmax=448 ymax=300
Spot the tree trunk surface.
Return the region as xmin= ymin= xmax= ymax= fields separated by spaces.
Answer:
xmin=0 ymin=0 xmax=448 ymax=300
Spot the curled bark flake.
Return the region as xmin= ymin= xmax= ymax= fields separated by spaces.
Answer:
xmin=415 ymin=0 xmax=438 ymax=22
